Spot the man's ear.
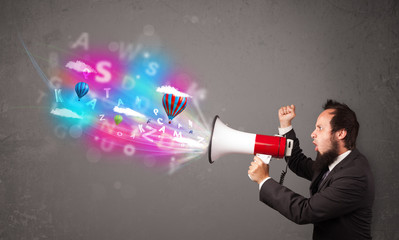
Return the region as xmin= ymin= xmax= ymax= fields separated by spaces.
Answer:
xmin=336 ymin=129 xmax=347 ymax=140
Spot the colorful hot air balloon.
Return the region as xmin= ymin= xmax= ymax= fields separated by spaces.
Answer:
xmin=162 ymin=94 xmax=188 ymax=123
xmin=114 ymin=115 xmax=123 ymax=125
xmin=75 ymin=82 xmax=89 ymax=101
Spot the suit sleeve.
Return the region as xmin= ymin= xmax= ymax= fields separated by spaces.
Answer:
xmin=284 ymin=129 xmax=314 ymax=181
xmin=259 ymin=172 xmax=368 ymax=224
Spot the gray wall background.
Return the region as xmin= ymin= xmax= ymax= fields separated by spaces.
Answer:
xmin=1 ymin=0 xmax=398 ymax=239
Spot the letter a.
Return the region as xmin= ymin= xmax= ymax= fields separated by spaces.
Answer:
xmin=71 ymin=32 xmax=89 ymax=50
xmin=86 ymin=99 xmax=97 ymax=110
xmin=117 ymin=99 xmax=124 ymax=107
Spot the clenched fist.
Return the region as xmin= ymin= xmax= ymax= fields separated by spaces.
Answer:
xmin=278 ymin=104 xmax=296 ymax=128
xmin=248 ymin=156 xmax=269 ymax=184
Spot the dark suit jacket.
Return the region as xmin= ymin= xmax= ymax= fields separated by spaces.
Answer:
xmin=260 ymin=129 xmax=375 ymax=240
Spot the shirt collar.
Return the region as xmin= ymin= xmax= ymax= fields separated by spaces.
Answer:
xmin=328 ymin=150 xmax=351 ymax=171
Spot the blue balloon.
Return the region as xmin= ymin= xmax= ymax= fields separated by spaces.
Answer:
xmin=75 ymin=82 xmax=89 ymax=101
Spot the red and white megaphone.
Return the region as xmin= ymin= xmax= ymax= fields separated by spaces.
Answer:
xmin=208 ymin=116 xmax=293 ymax=164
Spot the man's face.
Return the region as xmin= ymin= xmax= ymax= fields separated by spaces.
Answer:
xmin=311 ymin=109 xmax=335 ymax=155
xmin=311 ymin=109 xmax=341 ymax=171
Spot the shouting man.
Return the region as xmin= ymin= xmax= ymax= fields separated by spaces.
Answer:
xmin=248 ymin=100 xmax=375 ymax=240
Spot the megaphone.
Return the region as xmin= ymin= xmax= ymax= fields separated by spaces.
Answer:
xmin=208 ymin=115 xmax=293 ymax=164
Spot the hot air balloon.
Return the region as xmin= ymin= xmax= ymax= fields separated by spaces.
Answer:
xmin=75 ymin=82 xmax=89 ymax=101
xmin=162 ymin=94 xmax=187 ymax=124
xmin=114 ymin=115 xmax=123 ymax=125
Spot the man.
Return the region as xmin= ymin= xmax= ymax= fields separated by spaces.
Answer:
xmin=248 ymin=100 xmax=375 ymax=239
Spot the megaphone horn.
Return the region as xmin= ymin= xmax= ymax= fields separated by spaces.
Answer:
xmin=208 ymin=115 xmax=293 ymax=164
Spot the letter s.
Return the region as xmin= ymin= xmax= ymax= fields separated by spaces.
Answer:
xmin=95 ymin=61 xmax=112 ymax=83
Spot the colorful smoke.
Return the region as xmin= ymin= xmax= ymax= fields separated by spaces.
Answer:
xmin=21 ymin=34 xmax=210 ymax=174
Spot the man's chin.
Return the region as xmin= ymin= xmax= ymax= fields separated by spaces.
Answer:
xmin=314 ymin=149 xmax=339 ymax=172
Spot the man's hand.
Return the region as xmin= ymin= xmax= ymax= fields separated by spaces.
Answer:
xmin=278 ymin=104 xmax=296 ymax=128
xmin=248 ymin=156 xmax=269 ymax=184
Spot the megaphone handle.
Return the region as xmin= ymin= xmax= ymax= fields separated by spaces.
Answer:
xmin=256 ymin=154 xmax=272 ymax=164
xmin=249 ymin=154 xmax=272 ymax=181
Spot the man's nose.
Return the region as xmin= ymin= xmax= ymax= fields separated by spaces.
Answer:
xmin=311 ymin=131 xmax=316 ymax=139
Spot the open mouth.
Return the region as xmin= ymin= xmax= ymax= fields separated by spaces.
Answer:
xmin=313 ymin=141 xmax=318 ymax=152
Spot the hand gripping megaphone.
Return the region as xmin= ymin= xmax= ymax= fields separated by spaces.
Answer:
xmin=208 ymin=116 xmax=293 ymax=164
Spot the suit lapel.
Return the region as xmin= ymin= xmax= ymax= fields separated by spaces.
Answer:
xmin=318 ymin=168 xmax=335 ymax=190
xmin=310 ymin=169 xmax=326 ymax=195
xmin=316 ymin=149 xmax=360 ymax=191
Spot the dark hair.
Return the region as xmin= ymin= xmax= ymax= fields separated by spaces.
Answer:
xmin=323 ymin=99 xmax=359 ymax=150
